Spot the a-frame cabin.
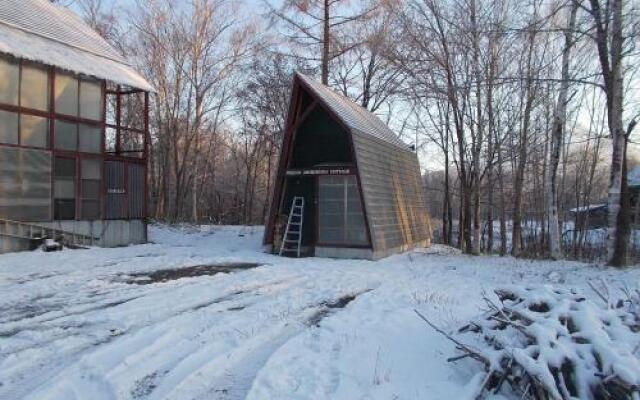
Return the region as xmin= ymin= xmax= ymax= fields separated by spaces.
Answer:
xmin=264 ymin=73 xmax=432 ymax=260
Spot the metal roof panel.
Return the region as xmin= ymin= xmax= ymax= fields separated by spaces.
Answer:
xmin=296 ymin=73 xmax=410 ymax=150
xmin=0 ymin=0 xmax=152 ymax=91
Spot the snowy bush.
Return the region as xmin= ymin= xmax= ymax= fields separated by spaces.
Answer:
xmin=417 ymin=285 xmax=640 ymax=400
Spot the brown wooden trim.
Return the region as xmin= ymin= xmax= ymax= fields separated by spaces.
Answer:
xmin=0 ymin=103 xmax=50 ymax=119
xmin=143 ymin=91 xmax=150 ymax=220
xmin=54 ymin=113 xmax=103 ymax=126
xmin=106 ymin=123 xmax=145 ymax=134
xmin=49 ymin=64 xmax=55 ymax=221
xmin=264 ymin=79 xmax=302 ymax=245
xmin=0 ymin=142 xmax=50 ymax=151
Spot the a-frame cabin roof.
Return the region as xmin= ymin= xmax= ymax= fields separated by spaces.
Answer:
xmin=295 ymin=72 xmax=411 ymax=150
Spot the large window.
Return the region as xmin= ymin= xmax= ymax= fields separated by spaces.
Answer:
xmin=0 ymin=110 xmax=18 ymax=144
xmin=55 ymin=72 xmax=79 ymax=117
xmin=20 ymin=115 xmax=48 ymax=148
xmin=80 ymin=80 xmax=103 ymax=120
xmin=55 ymin=73 xmax=103 ymax=121
xmin=0 ymin=59 xmax=50 ymax=149
xmin=0 ymin=147 xmax=51 ymax=221
xmin=0 ymin=58 xmax=19 ymax=106
xmin=318 ymin=175 xmax=368 ymax=246
xmin=20 ymin=64 xmax=49 ymax=111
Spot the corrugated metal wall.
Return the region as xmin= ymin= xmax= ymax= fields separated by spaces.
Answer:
xmin=0 ymin=147 xmax=51 ymax=221
xmin=128 ymin=163 xmax=144 ymax=219
xmin=105 ymin=160 xmax=125 ymax=219
xmin=352 ymin=132 xmax=432 ymax=252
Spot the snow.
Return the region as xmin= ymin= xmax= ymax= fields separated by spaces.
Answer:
xmin=1 ymin=225 xmax=638 ymax=400
xmin=0 ymin=0 xmax=152 ymax=91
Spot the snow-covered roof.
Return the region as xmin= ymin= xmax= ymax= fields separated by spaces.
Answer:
xmin=295 ymin=72 xmax=410 ymax=150
xmin=0 ymin=0 xmax=153 ymax=92
xmin=568 ymin=203 xmax=607 ymax=213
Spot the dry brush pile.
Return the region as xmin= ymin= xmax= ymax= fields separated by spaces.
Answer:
xmin=417 ymin=284 xmax=640 ymax=399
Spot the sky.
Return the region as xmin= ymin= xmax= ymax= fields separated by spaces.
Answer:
xmin=66 ymin=0 xmax=640 ymax=171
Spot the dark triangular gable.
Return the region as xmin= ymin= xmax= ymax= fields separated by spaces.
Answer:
xmin=264 ymin=73 xmax=431 ymax=258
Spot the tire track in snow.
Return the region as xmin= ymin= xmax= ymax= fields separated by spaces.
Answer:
xmin=6 ymin=277 xmax=301 ymax=400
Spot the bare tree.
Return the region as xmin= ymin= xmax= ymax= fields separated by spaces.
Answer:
xmin=547 ymin=0 xmax=579 ymax=260
xmin=584 ymin=0 xmax=636 ymax=266
xmin=265 ymin=0 xmax=379 ymax=84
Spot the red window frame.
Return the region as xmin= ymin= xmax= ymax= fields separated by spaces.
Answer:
xmin=0 ymin=55 xmax=149 ymax=222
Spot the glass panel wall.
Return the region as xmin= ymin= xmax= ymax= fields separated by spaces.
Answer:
xmin=55 ymin=73 xmax=79 ymax=116
xmin=80 ymin=79 xmax=103 ymax=120
xmin=79 ymin=124 xmax=102 ymax=153
xmin=20 ymin=115 xmax=48 ymax=148
xmin=20 ymin=64 xmax=49 ymax=111
xmin=0 ymin=54 xmax=148 ymax=224
xmin=81 ymin=158 xmax=101 ymax=220
xmin=54 ymin=157 xmax=76 ymax=220
xmin=0 ymin=110 xmax=18 ymax=144
xmin=0 ymin=147 xmax=51 ymax=221
xmin=0 ymin=58 xmax=19 ymax=105
xmin=54 ymin=120 xmax=78 ymax=151
xmin=318 ymin=175 xmax=368 ymax=246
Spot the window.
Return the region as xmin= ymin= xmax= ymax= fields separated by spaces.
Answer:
xmin=79 ymin=124 xmax=102 ymax=153
xmin=81 ymin=158 xmax=101 ymax=220
xmin=0 ymin=110 xmax=18 ymax=144
xmin=80 ymin=79 xmax=102 ymax=120
xmin=20 ymin=64 xmax=49 ymax=111
xmin=0 ymin=147 xmax=51 ymax=221
xmin=318 ymin=175 xmax=368 ymax=246
xmin=121 ymin=92 xmax=145 ymax=130
xmin=121 ymin=130 xmax=145 ymax=158
xmin=20 ymin=114 xmax=48 ymax=148
xmin=0 ymin=58 xmax=19 ymax=106
xmin=105 ymin=126 xmax=117 ymax=153
xmin=54 ymin=157 xmax=76 ymax=220
xmin=54 ymin=120 xmax=77 ymax=151
xmin=55 ymin=73 xmax=78 ymax=116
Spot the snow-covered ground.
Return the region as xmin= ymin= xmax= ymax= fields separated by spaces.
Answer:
xmin=1 ymin=225 xmax=638 ymax=400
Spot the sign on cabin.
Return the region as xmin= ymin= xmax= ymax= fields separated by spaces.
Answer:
xmin=285 ymin=168 xmax=353 ymax=176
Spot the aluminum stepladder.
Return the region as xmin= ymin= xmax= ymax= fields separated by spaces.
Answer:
xmin=279 ymin=196 xmax=304 ymax=257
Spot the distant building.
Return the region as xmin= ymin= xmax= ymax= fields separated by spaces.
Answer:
xmin=263 ymin=73 xmax=432 ymax=259
xmin=0 ymin=0 xmax=153 ymax=253
xmin=567 ymin=166 xmax=640 ymax=230
xmin=568 ymin=203 xmax=608 ymax=229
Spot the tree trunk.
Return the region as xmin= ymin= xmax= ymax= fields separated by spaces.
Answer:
xmin=602 ymin=0 xmax=628 ymax=266
xmin=547 ymin=2 xmax=577 ymax=260
xmin=321 ymin=0 xmax=330 ymax=85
